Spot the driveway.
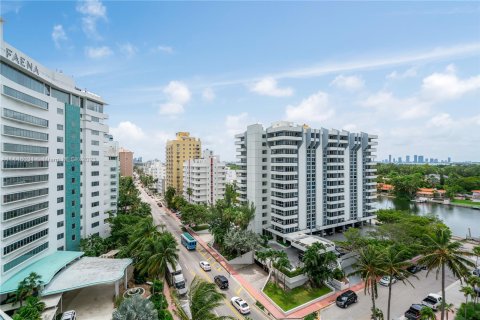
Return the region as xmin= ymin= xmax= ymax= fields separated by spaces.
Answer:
xmin=320 ymin=268 xmax=457 ymax=320
xmin=61 ymin=284 xmax=115 ymax=320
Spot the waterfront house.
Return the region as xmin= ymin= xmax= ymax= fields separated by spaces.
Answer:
xmin=472 ymin=190 xmax=480 ymax=202
xmin=416 ymin=188 xmax=446 ymax=199
xmin=378 ymin=183 xmax=394 ymax=194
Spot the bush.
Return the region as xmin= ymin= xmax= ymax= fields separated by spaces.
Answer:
xmin=151 ymin=280 xmax=164 ymax=294
xmin=277 ymin=266 xmax=305 ymax=278
xmin=304 ymin=312 xmax=318 ymax=320
xmin=455 ymin=302 xmax=480 ymax=320
xmin=255 ymin=300 xmax=265 ymax=310
xmin=332 ymin=268 xmax=345 ymax=281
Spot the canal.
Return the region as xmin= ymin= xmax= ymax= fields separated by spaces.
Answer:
xmin=376 ymin=196 xmax=480 ymax=238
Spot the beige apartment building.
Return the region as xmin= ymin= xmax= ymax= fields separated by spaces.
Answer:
xmin=119 ymin=147 xmax=134 ymax=177
xmin=166 ymin=132 xmax=201 ymax=192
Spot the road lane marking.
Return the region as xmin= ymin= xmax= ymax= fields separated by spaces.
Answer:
xmin=235 ymin=286 xmax=243 ymax=295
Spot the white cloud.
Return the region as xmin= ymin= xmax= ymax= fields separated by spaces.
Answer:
xmin=119 ymin=43 xmax=137 ymax=58
xmin=153 ymin=45 xmax=174 ymax=54
xmin=250 ymin=77 xmax=294 ymax=97
xmin=76 ymin=0 xmax=107 ymax=39
xmin=421 ymin=65 xmax=480 ymax=101
xmin=202 ymin=88 xmax=215 ymax=101
xmin=387 ymin=67 xmax=417 ymax=80
xmin=361 ymin=91 xmax=430 ymax=119
xmin=330 ymin=75 xmax=364 ymax=90
xmin=52 ymin=25 xmax=68 ymax=48
xmin=342 ymin=123 xmax=358 ymax=131
xmin=427 ymin=113 xmax=454 ymax=128
xmin=225 ymin=113 xmax=249 ymax=137
xmin=285 ymin=91 xmax=334 ymax=124
xmin=85 ymin=46 xmax=113 ymax=59
xmin=158 ymin=81 xmax=191 ymax=115
xmin=110 ymin=121 xmax=146 ymax=142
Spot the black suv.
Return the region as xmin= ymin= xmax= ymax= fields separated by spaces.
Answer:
xmin=405 ymin=304 xmax=423 ymax=320
xmin=335 ymin=290 xmax=357 ymax=308
xmin=214 ymin=275 xmax=229 ymax=289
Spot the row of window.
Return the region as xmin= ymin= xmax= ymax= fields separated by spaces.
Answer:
xmin=3 ymin=143 xmax=48 ymax=155
xmin=1 ymin=62 xmax=45 ymax=94
xmin=3 ymin=174 xmax=49 ymax=186
xmin=3 ymin=108 xmax=49 ymax=127
xmin=3 ymin=201 xmax=49 ymax=221
xmin=3 ymin=228 xmax=48 ymax=255
xmin=3 ymin=85 xmax=49 ymax=110
xmin=3 ymin=125 xmax=49 ymax=141
xmin=3 ymin=215 xmax=49 ymax=238
xmin=3 ymin=188 xmax=49 ymax=204
xmin=3 ymin=242 xmax=49 ymax=272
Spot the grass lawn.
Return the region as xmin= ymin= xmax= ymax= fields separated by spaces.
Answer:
xmin=452 ymin=199 xmax=480 ymax=207
xmin=263 ymin=281 xmax=332 ymax=311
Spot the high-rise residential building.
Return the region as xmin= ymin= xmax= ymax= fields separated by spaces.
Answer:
xmin=119 ymin=147 xmax=133 ymax=177
xmin=166 ymin=132 xmax=201 ymax=193
xmin=226 ymin=166 xmax=238 ymax=185
xmin=398 ymin=157 xmax=402 ymax=163
xmin=144 ymin=159 xmax=166 ymax=194
xmin=235 ymin=121 xmax=377 ymax=237
xmin=388 ymin=154 xmax=392 ymax=163
xmin=448 ymin=157 xmax=451 ymax=163
xmin=183 ymin=149 xmax=226 ymax=205
xmin=418 ymin=155 xmax=424 ymax=163
xmin=0 ymin=33 xmax=118 ymax=283
xmin=406 ymin=155 xmax=410 ymax=163
xmin=414 ymin=155 xmax=418 ymax=163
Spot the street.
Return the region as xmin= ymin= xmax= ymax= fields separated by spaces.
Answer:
xmin=137 ymin=185 xmax=269 ymax=320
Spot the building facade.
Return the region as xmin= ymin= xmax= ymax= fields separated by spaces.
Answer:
xmin=183 ymin=150 xmax=226 ymax=205
xmin=0 ymin=37 xmax=118 ymax=283
xmin=144 ymin=159 xmax=166 ymax=194
xmin=119 ymin=147 xmax=133 ymax=177
xmin=165 ymin=132 xmax=201 ymax=193
xmin=235 ymin=121 xmax=377 ymax=237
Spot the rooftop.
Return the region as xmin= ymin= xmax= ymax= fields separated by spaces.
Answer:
xmin=0 ymin=251 xmax=83 ymax=295
xmin=43 ymin=257 xmax=132 ymax=295
xmin=285 ymin=232 xmax=336 ymax=253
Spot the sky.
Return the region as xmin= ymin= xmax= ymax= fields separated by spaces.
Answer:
xmin=2 ymin=1 xmax=480 ymax=162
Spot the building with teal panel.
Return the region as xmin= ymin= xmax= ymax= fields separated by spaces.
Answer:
xmin=65 ymin=104 xmax=81 ymax=250
xmin=0 ymin=30 xmax=119 ymax=287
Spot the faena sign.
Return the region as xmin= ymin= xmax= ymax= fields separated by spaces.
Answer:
xmin=5 ymin=48 xmax=40 ymax=75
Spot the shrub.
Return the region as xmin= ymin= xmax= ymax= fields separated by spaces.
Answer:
xmin=255 ymin=300 xmax=265 ymax=310
xmin=455 ymin=302 xmax=480 ymax=320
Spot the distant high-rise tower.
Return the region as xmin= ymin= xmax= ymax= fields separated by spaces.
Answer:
xmin=406 ymin=155 xmax=410 ymax=163
xmin=418 ymin=155 xmax=424 ymax=163
xmin=119 ymin=148 xmax=134 ymax=177
xmin=398 ymin=157 xmax=402 ymax=163
xmin=166 ymin=132 xmax=201 ymax=193
xmin=389 ymin=154 xmax=392 ymax=163
xmin=448 ymin=157 xmax=451 ymax=163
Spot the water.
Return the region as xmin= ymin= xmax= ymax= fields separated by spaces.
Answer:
xmin=376 ymin=196 xmax=480 ymax=238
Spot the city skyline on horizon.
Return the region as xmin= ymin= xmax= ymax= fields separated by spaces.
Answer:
xmin=2 ymin=1 xmax=479 ymax=162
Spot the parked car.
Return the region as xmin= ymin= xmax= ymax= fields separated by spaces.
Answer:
xmin=407 ymin=264 xmax=423 ymax=274
xmin=422 ymin=293 xmax=442 ymax=311
xmin=214 ymin=275 xmax=229 ymax=289
xmin=404 ymin=304 xmax=423 ymax=320
xmin=199 ymin=261 xmax=211 ymax=271
xmin=472 ymin=268 xmax=480 ymax=276
xmin=231 ymin=296 xmax=250 ymax=314
xmin=157 ymin=202 xmax=163 ymax=207
xmin=61 ymin=310 xmax=77 ymax=320
xmin=335 ymin=290 xmax=358 ymax=308
xmin=379 ymin=275 xmax=397 ymax=286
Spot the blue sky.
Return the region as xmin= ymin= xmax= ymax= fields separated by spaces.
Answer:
xmin=2 ymin=1 xmax=480 ymax=162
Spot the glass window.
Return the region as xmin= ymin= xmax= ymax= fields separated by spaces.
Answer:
xmin=3 ymin=174 xmax=49 ymax=186
xmin=51 ymin=88 xmax=70 ymax=104
xmin=3 ymin=229 xmax=49 ymax=255
xmin=3 ymin=201 xmax=49 ymax=221
xmin=3 ymin=188 xmax=49 ymax=204
xmin=3 ymin=143 xmax=48 ymax=154
xmin=3 ymin=242 xmax=49 ymax=272
xmin=86 ymin=100 xmax=103 ymax=113
xmin=1 ymin=62 xmax=45 ymax=94
xmin=2 ymin=108 xmax=48 ymax=127
xmin=2 ymin=125 xmax=48 ymax=141
xmin=3 ymin=86 xmax=49 ymax=109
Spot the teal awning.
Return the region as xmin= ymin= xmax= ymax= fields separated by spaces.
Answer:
xmin=0 ymin=251 xmax=83 ymax=294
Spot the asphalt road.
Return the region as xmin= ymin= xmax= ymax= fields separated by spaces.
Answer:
xmin=320 ymin=267 xmax=458 ymax=320
xmin=137 ymin=184 xmax=269 ymax=320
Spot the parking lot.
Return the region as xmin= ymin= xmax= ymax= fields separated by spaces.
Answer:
xmin=320 ymin=267 xmax=458 ymax=320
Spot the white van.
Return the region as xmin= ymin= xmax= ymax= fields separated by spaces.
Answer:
xmin=61 ymin=310 xmax=76 ymax=320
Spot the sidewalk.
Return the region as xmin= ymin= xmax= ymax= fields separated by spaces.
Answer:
xmin=162 ymin=204 xmax=367 ymax=319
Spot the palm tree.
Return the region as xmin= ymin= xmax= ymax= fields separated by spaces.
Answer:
xmin=275 ymin=256 xmax=292 ymax=290
xmin=112 ymin=295 xmax=158 ymax=320
xmin=419 ymin=306 xmax=436 ymax=320
xmin=13 ymin=296 xmax=46 ymax=320
xmin=349 ymin=245 xmax=386 ymax=320
xmin=473 ymin=245 xmax=480 ymax=267
xmin=186 ymin=187 xmax=193 ymax=203
xmin=383 ymin=246 xmax=416 ymax=320
xmin=442 ymin=301 xmax=455 ymax=320
xmin=303 ymin=242 xmax=338 ymax=288
xmin=418 ymin=227 xmax=475 ymax=320
xmin=460 ymin=285 xmax=475 ymax=320
xmin=135 ymin=231 xmax=179 ymax=279
xmin=125 ymin=217 xmax=159 ymax=256
xmin=12 ymin=279 xmax=30 ymax=307
xmin=187 ymin=276 xmax=234 ymax=320
xmin=466 ymin=275 xmax=480 ymax=305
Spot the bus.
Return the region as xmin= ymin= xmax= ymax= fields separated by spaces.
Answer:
xmin=181 ymin=232 xmax=197 ymax=250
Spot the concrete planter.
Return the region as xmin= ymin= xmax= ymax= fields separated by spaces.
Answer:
xmin=274 ymin=269 xmax=308 ymax=290
xmin=329 ymin=278 xmax=350 ymax=291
